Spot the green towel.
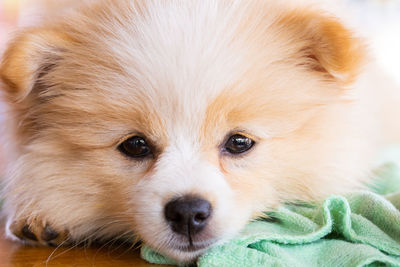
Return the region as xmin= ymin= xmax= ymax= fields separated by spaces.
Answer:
xmin=141 ymin=160 xmax=400 ymax=267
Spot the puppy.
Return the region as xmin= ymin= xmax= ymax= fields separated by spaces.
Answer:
xmin=0 ymin=0 xmax=399 ymax=263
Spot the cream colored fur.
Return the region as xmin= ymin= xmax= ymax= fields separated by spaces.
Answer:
xmin=0 ymin=0 xmax=399 ymax=263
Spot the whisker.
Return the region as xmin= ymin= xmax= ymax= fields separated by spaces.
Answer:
xmin=105 ymin=230 xmax=137 ymax=258
xmin=92 ymin=228 xmax=134 ymax=260
xmin=44 ymin=236 xmax=73 ymax=267
xmin=41 ymin=219 xmax=133 ymax=265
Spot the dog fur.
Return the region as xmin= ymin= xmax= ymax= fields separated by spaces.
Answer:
xmin=1 ymin=0 xmax=399 ymax=262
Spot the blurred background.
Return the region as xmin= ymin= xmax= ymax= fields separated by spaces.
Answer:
xmin=340 ymin=0 xmax=400 ymax=84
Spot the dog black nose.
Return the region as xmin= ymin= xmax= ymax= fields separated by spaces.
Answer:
xmin=164 ymin=196 xmax=212 ymax=237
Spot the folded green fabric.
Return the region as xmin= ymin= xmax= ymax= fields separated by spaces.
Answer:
xmin=141 ymin=161 xmax=400 ymax=267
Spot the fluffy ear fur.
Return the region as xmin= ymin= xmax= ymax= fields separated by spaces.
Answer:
xmin=0 ymin=29 xmax=70 ymax=101
xmin=278 ymin=9 xmax=365 ymax=84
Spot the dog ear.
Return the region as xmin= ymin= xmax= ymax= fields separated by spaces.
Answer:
xmin=278 ymin=9 xmax=365 ymax=84
xmin=0 ymin=28 xmax=70 ymax=101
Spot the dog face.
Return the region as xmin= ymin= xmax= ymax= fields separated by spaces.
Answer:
xmin=1 ymin=0 xmax=366 ymax=262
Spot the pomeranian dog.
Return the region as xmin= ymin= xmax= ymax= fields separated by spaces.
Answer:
xmin=1 ymin=0 xmax=399 ymax=263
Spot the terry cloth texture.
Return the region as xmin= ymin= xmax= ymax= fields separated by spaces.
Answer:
xmin=141 ymin=151 xmax=400 ymax=267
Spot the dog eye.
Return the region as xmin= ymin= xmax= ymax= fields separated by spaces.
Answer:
xmin=118 ymin=136 xmax=151 ymax=158
xmin=224 ymin=134 xmax=255 ymax=154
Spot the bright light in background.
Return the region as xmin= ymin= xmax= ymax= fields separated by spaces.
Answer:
xmin=372 ymin=20 xmax=400 ymax=85
xmin=0 ymin=0 xmax=22 ymax=51
xmin=342 ymin=0 xmax=400 ymax=85
xmin=0 ymin=0 xmax=21 ymax=22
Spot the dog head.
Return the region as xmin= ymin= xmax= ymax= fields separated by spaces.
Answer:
xmin=1 ymin=0 xmax=365 ymax=262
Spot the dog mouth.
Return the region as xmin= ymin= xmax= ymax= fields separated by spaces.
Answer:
xmin=170 ymin=238 xmax=218 ymax=253
xmin=173 ymin=242 xmax=211 ymax=252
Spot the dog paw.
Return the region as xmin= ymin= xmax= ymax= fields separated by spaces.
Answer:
xmin=7 ymin=217 xmax=70 ymax=246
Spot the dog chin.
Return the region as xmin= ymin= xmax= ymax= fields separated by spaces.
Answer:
xmin=150 ymin=236 xmax=220 ymax=263
xmin=160 ymin=245 xmax=210 ymax=263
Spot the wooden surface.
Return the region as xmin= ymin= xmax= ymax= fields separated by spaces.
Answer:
xmin=0 ymin=223 xmax=167 ymax=267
